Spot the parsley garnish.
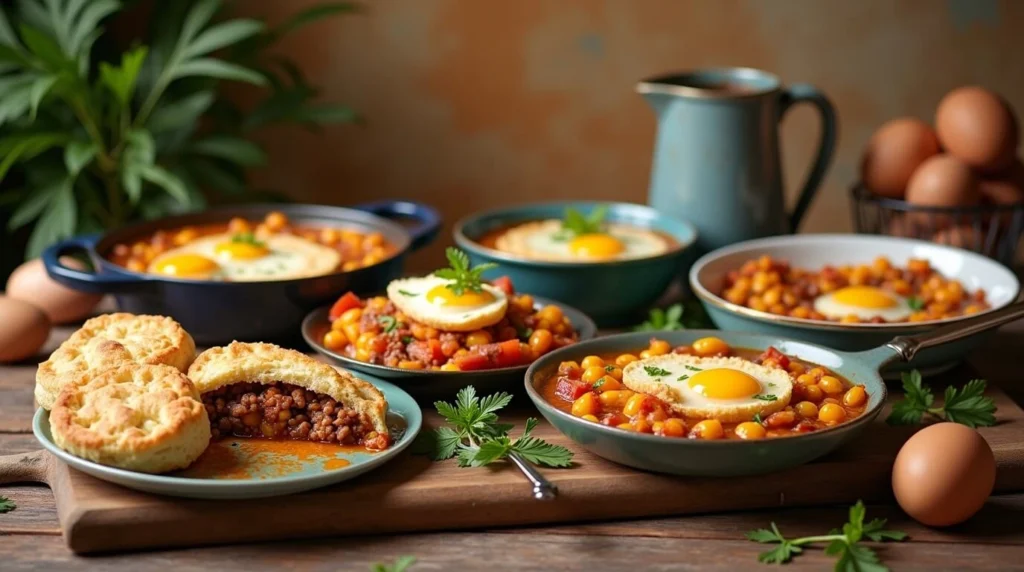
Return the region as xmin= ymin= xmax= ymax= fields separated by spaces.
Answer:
xmin=677 ymin=374 xmax=689 ymax=381
xmin=643 ymin=365 xmax=672 ymax=378
xmin=398 ymin=289 xmax=417 ymax=296
xmin=416 ymin=386 xmax=573 ymax=468
xmin=0 ymin=496 xmax=14 ymax=513
xmin=747 ymin=501 xmax=906 ymax=569
xmin=754 ymin=394 xmax=777 ymax=402
xmin=378 ymin=315 xmax=398 ymax=334
xmin=685 ymin=365 xmax=702 ymax=371
xmin=553 ymin=205 xmax=608 ymax=241
xmin=592 ymin=379 xmax=606 ymax=389
xmin=605 ymin=365 xmax=616 ymax=373
xmin=372 ymin=556 xmax=416 ymax=572
xmin=231 ymin=232 xmax=265 ymax=247
xmin=433 ymin=247 xmax=498 ymax=296
xmin=752 ymin=413 xmax=763 ymax=424
xmin=401 ymin=336 xmax=413 ymax=345
xmin=887 ymin=370 xmax=996 ymax=428
xmin=634 ymin=300 xmax=714 ymax=331
xmin=516 ymin=326 xmax=533 ymax=340
xmin=907 ymin=296 xmax=925 ymax=311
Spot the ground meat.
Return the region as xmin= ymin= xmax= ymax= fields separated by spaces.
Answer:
xmin=202 ymin=382 xmax=386 ymax=450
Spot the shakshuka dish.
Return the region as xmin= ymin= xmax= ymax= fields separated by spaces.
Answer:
xmin=322 ymin=248 xmax=580 ymax=371
xmin=541 ymin=337 xmax=869 ymax=440
xmin=476 ymin=205 xmax=677 ymax=262
xmin=719 ymin=255 xmax=989 ymax=323
xmin=108 ymin=211 xmax=398 ymax=280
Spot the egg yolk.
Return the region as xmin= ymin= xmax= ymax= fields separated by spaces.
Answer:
xmin=425 ymin=284 xmax=495 ymax=307
xmin=831 ymin=286 xmax=898 ymax=309
xmin=688 ymin=368 xmax=762 ymax=400
xmin=568 ymin=233 xmax=625 ymax=259
xmin=151 ymin=254 xmax=220 ymax=277
xmin=214 ymin=241 xmax=269 ymax=260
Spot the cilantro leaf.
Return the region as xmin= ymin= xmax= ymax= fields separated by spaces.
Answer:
xmin=754 ymin=394 xmax=777 ymax=402
xmin=516 ymin=326 xmax=533 ymax=340
xmin=592 ymin=379 xmax=605 ymax=389
xmin=398 ymin=289 xmax=417 ymax=296
xmin=231 ymin=232 xmax=265 ymax=247
xmin=862 ymin=518 xmax=908 ymax=542
xmin=746 ymin=525 xmax=784 ymax=543
xmin=378 ymin=315 xmax=398 ymax=334
xmin=886 ymin=370 xmax=932 ymax=425
xmin=435 ymin=247 xmax=498 ymax=296
xmin=752 ymin=412 xmax=763 ymax=424
xmin=907 ymin=296 xmax=925 ymax=311
xmin=677 ymin=374 xmax=689 ymax=381
xmin=643 ymin=365 xmax=671 ymax=377
xmin=555 ymin=205 xmax=608 ymax=240
xmin=431 ymin=426 xmax=462 ymax=461
xmin=470 ymin=437 xmax=513 ymax=467
xmin=512 ymin=436 xmax=573 ymax=468
xmin=372 ymin=555 xmax=416 ymax=572
xmin=0 ymin=496 xmax=14 ymax=513
xmin=942 ymin=379 xmax=997 ymax=428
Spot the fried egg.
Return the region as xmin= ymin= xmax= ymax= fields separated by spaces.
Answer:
xmin=813 ymin=286 xmax=912 ymax=322
xmin=147 ymin=233 xmax=341 ymax=281
xmin=494 ymin=220 xmax=669 ymax=262
xmin=386 ymin=275 xmax=508 ymax=332
xmin=622 ymin=354 xmax=793 ymax=423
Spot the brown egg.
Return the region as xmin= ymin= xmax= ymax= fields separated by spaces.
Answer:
xmin=0 ymin=295 xmax=51 ymax=363
xmin=936 ymin=86 xmax=1018 ymax=172
xmin=892 ymin=423 xmax=996 ymax=527
xmin=6 ymin=258 xmax=102 ymax=324
xmin=906 ymin=154 xmax=980 ymax=208
xmin=979 ymin=157 xmax=1024 ymax=206
xmin=861 ymin=118 xmax=941 ymax=198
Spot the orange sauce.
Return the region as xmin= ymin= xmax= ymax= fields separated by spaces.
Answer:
xmin=177 ymin=439 xmax=362 ymax=480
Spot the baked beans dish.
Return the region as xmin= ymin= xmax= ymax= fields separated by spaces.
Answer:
xmin=719 ymin=255 xmax=989 ymax=323
xmin=541 ymin=337 xmax=869 ymax=440
xmin=109 ymin=211 xmax=398 ymax=281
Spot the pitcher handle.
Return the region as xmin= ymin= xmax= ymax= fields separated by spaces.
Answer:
xmin=778 ymin=84 xmax=837 ymax=233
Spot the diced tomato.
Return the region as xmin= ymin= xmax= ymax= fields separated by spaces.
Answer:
xmin=793 ymin=421 xmax=818 ymax=433
xmin=555 ymin=377 xmax=591 ymax=402
xmin=491 ymin=275 xmax=514 ymax=296
xmin=452 ymin=352 xmax=492 ymax=371
xmin=328 ymin=292 xmax=361 ymax=321
xmin=601 ymin=412 xmax=627 ymax=426
xmin=756 ymin=346 xmax=790 ymax=370
xmin=453 ymin=339 xmax=524 ymax=371
xmin=492 ymin=339 xmax=523 ymax=368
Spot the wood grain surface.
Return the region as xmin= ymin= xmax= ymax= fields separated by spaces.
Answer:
xmin=1 ymin=316 xmax=1024 ymax=568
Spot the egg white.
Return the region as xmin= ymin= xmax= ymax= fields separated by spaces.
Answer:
xmin=622 ymin=354 xmax=793 ymax=423
xmin=494 ymin=220 xmax=669 ymax=261
xmin=148 ymin=232 xmax=341 ymax=282
xmin=813 ymin=288 xmax=913 ymax=322
xmin=386 ymin=275 xmax=508 ymax=332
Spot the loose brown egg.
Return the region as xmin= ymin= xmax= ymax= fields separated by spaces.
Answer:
xmin=979 ymin=158 xmax=1024 ymax=206
xmin=861 ymin=118 xmax=941 ymax=198
xmin=906 ymin=154 xmax=980 ymax=208
xmin=936 ymin=86 xmax=1018 ymax=172
xmin=892 ymin=423 xmax=996 ymax=527
xmin=6 ymin=258 xmax=101 ymax=324
xmin=0 ymin=295 xmax=51 ymax=363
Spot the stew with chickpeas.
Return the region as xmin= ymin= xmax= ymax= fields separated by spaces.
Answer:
xmin=541 ymin=337 xmax=869 ymax=440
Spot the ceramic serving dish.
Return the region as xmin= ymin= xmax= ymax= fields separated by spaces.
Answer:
xmin=33 ymin=377 xmax=422 ymax=499
xmin=42 ymin=201 xmax=440 ymax=345
xmin=689 ymin=234 xmax=1021 ymax=374
xmin=454 ymin=201 xmax=698 ymax=326
xmin=525 ymin=301 xmax=1024 ymax=477
xmin=303 ymin=296 xmax=598 ymax=400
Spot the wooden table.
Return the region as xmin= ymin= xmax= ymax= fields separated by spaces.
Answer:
xmin=2 ymin=321 xmax=1024 ymax=570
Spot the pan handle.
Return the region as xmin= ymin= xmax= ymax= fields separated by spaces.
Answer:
xmin=884 ymin=300 xmax=1024 ymax=362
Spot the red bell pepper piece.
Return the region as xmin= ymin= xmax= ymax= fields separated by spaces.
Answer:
xmin=554 ymin=378 xmax=591 ymax=402
xmin=491 ymin=275 xmax=514 ymax=296
xmin=328 ymin=292 xmax=362 ymax=321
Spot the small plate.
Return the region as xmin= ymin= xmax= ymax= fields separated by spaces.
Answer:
xmin=302 ymin=296 xmax=598 ymax=400
xmin=33 ymin=378 xmax=422 ymax=500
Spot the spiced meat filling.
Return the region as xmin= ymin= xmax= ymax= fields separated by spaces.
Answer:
xmin=202 ymin=382 xmax=388 ymax=450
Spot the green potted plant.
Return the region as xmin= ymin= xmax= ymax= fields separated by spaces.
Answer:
xmin=0 ymin=0 xmax=358 ymax=268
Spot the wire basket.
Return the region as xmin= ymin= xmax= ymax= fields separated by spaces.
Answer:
xmin=850 ymin=184 xmax=1024 ymax=266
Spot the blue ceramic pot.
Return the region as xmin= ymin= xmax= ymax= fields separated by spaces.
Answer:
xmin=42 ymin=201 xmax=441 ymax=345
xmin=454 ymin=201 xmax=698 ymax=326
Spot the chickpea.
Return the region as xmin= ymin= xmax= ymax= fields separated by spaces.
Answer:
xmin=593 ymin=376 xmax=622 ymax=392
xmin=538 ymin=305 xmax=563 ymax=324
xmin=581 ymin=366 xmax=606 ymax=384
xmin=580 ymin=414 xmax=599 ymax=423
xmin=340 ymin=307 xmax=363 ymax=324
xmin=788 ymin=362 xmax=806 ymax=376
xmin=604 ymin=365 xmax=623 ymax=381
xmin=516 ymin=295 xmax=535 ymax=312
xmin=661 ymin=418 xmax=686 ymax=437
xmin=319 ymin=228 xmax=340 ymax=245
xmin=355 ymin=332 xmax=375 ymax=350
xmin=789 ymin=306 xmax=811 ymax=319
xmin=843 ymin=386 xmax=867 ymax=407
xmin=558 ymin=361 xmax=581 ymax=376
xmin=354 ymin=348 xmax=371 ymax=362
xmin=264 ymin=211 xmax=288 ymax=232
xmin=690 ymin=419 xmax=724 ymax=440
xmin=440 ymin=363 xmax=460 ymax=371
xmin=632 ymin=417 xmax=653 ymax=434
xmin=692 ymin=336 xmax=729 ymax=357
xmin=819 ymin=376 xmax=844 ymax=395
xmin=616 ymin=423 xmax=634 ymax=431
xmin=571 ymin=393 xmax=599 ymax=417
xmin=795 ymin=401 xmax=819 ymax=418
xmin=323 ymin=330 xmax=346 ymax=350
xmin=363 ymin=232 xmax=385 ymax=249
xmin=735 ymin=422 xmax=767 ymax=440
xmin=342 ymin=261 xmax=360 ymax=272
xmin=331 ymin=318 xmax=347 ymax=332
xmin=818 ymin=403 xmax=846 ymax=424
xmin=398 ymin=360 xmax=424 ymax=370
xmin=623 ymin=393 xmax=649 ymax=417
xmin=615 ymin=354 xmax=639 ymax=367
xmin=228 ymin=217 xmax=251 ymax=233
xmin=765 ymin=410 xmax=797 ymax=429
xmin=581 ymin=356 xmax=606 ymax=369
xmin=803 ymin=384 xmax=824 ymax=402
xmin=174 ymin=227 xmax=198 ymax=246
xmin=529 ymin=329 xmax=553 ymax=355
xmin=598 ymin=390 xmax=631 ymax=408
xmin=126 ymin=259 xmax=146 ymax=272
xmin=465 ymin=330 xmax=493 ymax=347
xmin=639 ymin=350 xmax=653 ymax=359
xmin=648 ymin=339 xmax=671 ymax=356
xmin=748 ymin=295 xmax=768 ymax=312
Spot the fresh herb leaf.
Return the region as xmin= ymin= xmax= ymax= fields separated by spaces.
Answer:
xmin=685 ymin=365 xmax=702 ymax=371
xmin=677 ymin=374 xmax=689 ymax=381
xmin=754 ymin=394 xmax=777 ymax=402
xmin=553 ymin=205 xmax=608 ymax=240
xmin=398 ymin=289 xmax=417 ymax=296
xmin=643 ymin=365 xmax=672 ymax=377
xmin=907 ymin=296 xmax=925 ymax=311
xmin=752 ymin=412 xmax=763 ymax=424
xmin=592 ymin=379 xmax=605 ymax=389
xmin=421 ymin=386 xmax=572 ymax=469
xmin=747 ymin=501 xmax=906 ymax=569
xmin=605 ymin=365 xmax=617 ymax=373
xmin=516 ymin=326 xmax=534 ymax=340
xmin=886 ymin=370 xmax=996 ymax=428
xmin=0 ymin=496 xmax=14 ymax=513
xmin=378 ymin=315 xmax=398 ymax=334
xmin=371 ymin=555 xmax=417 ymax=572
xmin=231 ymin=231 xmax=265 ymax=247
xmin=401 ymin=336 xmax=413 ymax=344
xmin=434 ymin=247 xmax=499 ymax=296
xmin=633 ymin=300 xmax=714 ymax=331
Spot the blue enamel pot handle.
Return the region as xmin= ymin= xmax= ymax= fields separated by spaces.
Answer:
xmin=849 ymin=300 xmax=1024 ymax=371
xmin=352 ymin=200 xmax=441 ymax=251
xmin=42 ymin=234 xmax=153 ymax=294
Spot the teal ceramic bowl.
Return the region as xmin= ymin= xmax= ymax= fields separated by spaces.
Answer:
xmin=454 ymin=201 xmax=699 ymax=326
xmin=689 ymin=234 xmax=1021 ymax=375
xmin=524 ymin=330 xmax=890 ymax=477
xmin=33 ymin=377 xmax=422 ymax=499
xmin=303 ymin=296 xmax=598 ymax=401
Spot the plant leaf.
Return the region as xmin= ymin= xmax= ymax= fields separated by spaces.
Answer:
xmin=99 ymin=46 xmax=147 ymax=106
xmin=63 ymin=140 xmax=96 ymax=176
xmin=941 ymin=379 xmax=997 ymax=428
xmin=67 ymin=0 xmax=118 ymax=55
xmin=147 ymin=91 xmax=214 ymax=134
xmin=170 ymin=57 xmax=265 ymax=84
xmin=0 ymin=495 xmax=15 ymax=513
xmin=27 ymin=73 xmax=57 ymax=119
xmin=0 ymin=130 xmax=69 ymax=180
xmin=511 ymin=436 xmax=573 ymax=467
xmin=184 ymin=19 xmax=264 ymax=58
xmin=7 ymin=182 xmax=58 ymax=230
xmin=0 ymin=6 xmax=21 ymax=48
xmin=18 ymin=24 xmax=68 ymax=70
xmin=189 ymin=136 xmax=266 ymax=166
xmin=431 ymin=426 xmax=461 ymax=461
xmin=185 ymin=157 xmax=246 ymax=194
xmin=179 ymin=0 xmax=221 ymax=43
xmin=25 ymin=176 xmax=76 ymax=258
xmin=139 ymin=163 xmax=190 ymax=205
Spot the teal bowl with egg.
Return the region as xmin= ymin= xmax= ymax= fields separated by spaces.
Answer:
xmin=454 ymin=201 xmax=698 ymax=326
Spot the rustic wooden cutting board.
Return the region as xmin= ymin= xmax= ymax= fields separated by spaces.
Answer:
xmin=2 ymin=381 xmax=1024 ymax=555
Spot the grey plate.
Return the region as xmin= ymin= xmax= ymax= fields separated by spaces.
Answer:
xmin=33 ymin=377 xmax=422 ymax=499
xmin=303 ymin=296 xmax=597 ymax=400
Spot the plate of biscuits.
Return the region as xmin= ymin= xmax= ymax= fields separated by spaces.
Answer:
xmin=32 ymin=313 xmax=421 ymax=500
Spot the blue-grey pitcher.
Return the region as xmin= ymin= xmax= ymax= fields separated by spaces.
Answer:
xmin=638 ymin=67 xmax=837 ymax=254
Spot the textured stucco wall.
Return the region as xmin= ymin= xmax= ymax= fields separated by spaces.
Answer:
xmin=235 ymin=0 xmax=1022 ymax=271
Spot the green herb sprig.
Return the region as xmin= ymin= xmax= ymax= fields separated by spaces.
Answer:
xmin=754 ymin=394 xmax=777 ymax=402
xmin=420 ymin=386 xmax=573 ymax=468
xmin=371 ymin=556 xmax=416 ymax=572
xmin=0 ymin=495 xmax=15 ymax=513
xmin=231 ymin=232 xmax=265 ymax=247
xmin=378 ymin=315 xmax=398 ymax=334
xmin=643 ymin=365 xmax=671 ymax=378
xmin=553 ymin=205 xmax=608 ymax=240
xmin=907 ymin=297 xmax=925 ymax=311
xmin=634 ymin=301 xmax=714 ymax=332
xmin=433 ymin=248 xmax=498 ymax=296
xmin=746 ymin=501 xmax=906 ymax=569
xmin=887 ymin=370 xmax=997 ymax=428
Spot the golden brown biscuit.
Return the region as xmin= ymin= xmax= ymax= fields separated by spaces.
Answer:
xmin=188 ymin=342 xmax=389 ymax=447
xmin=49 ymin=363 xmax=210 ymax=473
xmin=35 ymin=313 xmax=196 ymax=410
